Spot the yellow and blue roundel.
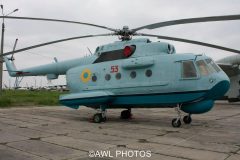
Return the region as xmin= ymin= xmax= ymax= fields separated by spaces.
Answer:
xmin=80 ymin=69 xmax=92 ymax=83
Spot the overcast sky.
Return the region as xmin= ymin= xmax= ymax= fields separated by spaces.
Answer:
xmin=1 ymin=0 xmax=240 ymax=88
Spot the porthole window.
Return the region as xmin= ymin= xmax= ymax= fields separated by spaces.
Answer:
xmin=145 ymin=69 xmax=152 ymax=77
xmin=168 ymin=44 xmax=171 ymax=52
xmin=92 ymin=75 xmax=97 ymax=82
xmin=116 ymin=73 xmax=121 ymax=80
xmin=105 ymin=74 xmax=111 ymax=81
xmin=130 ymin=71 xmax=136 ymax=79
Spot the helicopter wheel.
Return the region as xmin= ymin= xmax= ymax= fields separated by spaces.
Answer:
xmin=171 ymin=118 xmax=181 ymax=128
xmin=183 ymin=115 xmax=192 ymax=124
xmin=93 ymin=113 xmax=103 ymax=123
xmin=121 ymin=109 xmax=132 ymax=119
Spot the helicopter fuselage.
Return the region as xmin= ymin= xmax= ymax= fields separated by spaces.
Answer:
xmin=60 ymin=39 xmax=230 ymax=114
xmin=4 ymin=38 xmax=230 ymax=115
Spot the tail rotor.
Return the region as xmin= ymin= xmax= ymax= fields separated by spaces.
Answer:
xmin=10 ymin=38 xmax=18 ymax=61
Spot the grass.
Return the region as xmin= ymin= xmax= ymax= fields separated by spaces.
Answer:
xmin=0 ymin=90 xmax=66 ymax=108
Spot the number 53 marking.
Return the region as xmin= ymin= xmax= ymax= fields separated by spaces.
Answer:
xmin=111 ymin=66 xmax=119 ymax=73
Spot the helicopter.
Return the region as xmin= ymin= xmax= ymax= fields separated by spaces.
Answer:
xmin=216 ymin=55 xmax=240 ymax=102
xmin=2 ymin=14 xmax=240 ymax=127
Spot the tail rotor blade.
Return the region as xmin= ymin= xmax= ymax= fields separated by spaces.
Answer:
xmin=10 ymin=38 xmax=18 ymax=60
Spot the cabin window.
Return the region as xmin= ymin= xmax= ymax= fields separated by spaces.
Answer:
xmin=116 ymin=73 xmax=121 ymax=80
xmin=196 ymin=60 xmax=210 ymax=76
xmin=105 ymin=74 xmax=111 ymax=81
xmin=181 ymin=61 xmax=197 ymax=78
xmin=145 ymin=69 xmax=152 ymax=77
xmin=130 ymin=71 xmax=136 ymax=79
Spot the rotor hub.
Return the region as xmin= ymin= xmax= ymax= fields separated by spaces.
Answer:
xmin=116 ymin=26 xmax=135 ymax=41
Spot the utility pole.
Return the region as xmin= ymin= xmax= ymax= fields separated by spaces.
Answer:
xmin=0 ymin=5 xmax=18 ymax=92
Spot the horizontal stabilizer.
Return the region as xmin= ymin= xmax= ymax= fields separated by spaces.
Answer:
xmin=3 ymin=69 xmax=30 ymax=75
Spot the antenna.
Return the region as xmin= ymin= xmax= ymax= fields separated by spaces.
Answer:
xmin=87 ymin=47 xmax=93 ymax=55
xmin=0 ymin=5 xmax=19 ymax=92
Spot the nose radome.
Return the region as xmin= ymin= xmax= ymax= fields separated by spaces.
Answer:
xmin=206 ymin=79 xmax=230 ymax=100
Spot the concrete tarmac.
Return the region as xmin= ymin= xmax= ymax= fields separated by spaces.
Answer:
xmin=0 ymin=102 xmax=239 ymax=160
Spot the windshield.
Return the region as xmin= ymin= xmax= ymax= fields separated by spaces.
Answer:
xmin=205 ymin=59 xmax=221 ymax=72
xmin=196 ymin=60 xmax=210 ymax=76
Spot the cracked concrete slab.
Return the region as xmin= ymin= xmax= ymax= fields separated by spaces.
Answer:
xmin=0 ymin=145 xmax=47 ymax=160
xmin=225 ymin=154 xmax=240 ymax=160
xmin=148 ymin=135 xmax=239 ymax=153
xmin=42 ymin=136 xmax=115 ymax=151
xmin=127 ymin=142 xmax=228 ymax=160
xmin=0 ymin=131 xmax=28 ymax=144
xmin=5 ymin=127 xmax=55 ymax=139
xmin=107 ymin=147 xmax=188 ymax=160
xmin=68 ymin=131 xmax=135 ymax=145
xmin=0 ymin=102 xmax=239 ymax=160
xmin=7 ymin=140 xmax=85 ymax=160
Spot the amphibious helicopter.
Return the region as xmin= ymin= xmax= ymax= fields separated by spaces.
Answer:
xmin=2 ymin=14 xmax=240 ymax=127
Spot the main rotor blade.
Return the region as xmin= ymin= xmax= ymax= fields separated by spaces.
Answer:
xmin=2 ymin=33 xmax=113 ymax=56
xmin=1 ymin=16 xmax=117 ymax=32
xmin=138 ymin=33 xmax=240 ymax=54
xmin=133 ymin=15 xmax=240 ymax=32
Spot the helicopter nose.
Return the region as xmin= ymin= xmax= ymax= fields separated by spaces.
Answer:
xmin=205 ymin=78 xmax=230 ymax=100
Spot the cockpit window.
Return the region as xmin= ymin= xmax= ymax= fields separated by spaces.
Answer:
xmin=205 ymin=59 xmax=221 ymax=72
xmin=181 ymin=61 xmax=197 ymax=78
xmin=196 ymin=60 xmax=210 ymax=76
xmin=204 ymin=59 xmax=215 ymax=73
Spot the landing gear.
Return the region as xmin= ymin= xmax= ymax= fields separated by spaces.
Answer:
xmin=171 ymin=105 xmax=182 ymax=128
xmin=92 ymin=106 xmax=107 ymax=123
xmin=171 ymin=105 xmax=192 ymax=127
xmin=172 ymin=118 xmax=181 ymax=127
xmin=93 ymin=113 xmax=103 ymax=123
xmin=121 ymin=109 xmax=132 ymax=119
xmin=183 ymin=114 xmax=192 ymax=124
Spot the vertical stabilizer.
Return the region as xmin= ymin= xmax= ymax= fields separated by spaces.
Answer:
xmin=3 ymin=56 xmax=17 ymax=77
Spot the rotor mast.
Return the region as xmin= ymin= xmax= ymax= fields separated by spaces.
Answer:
xmin=116 ymin=26 xmax=133 ymax=41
